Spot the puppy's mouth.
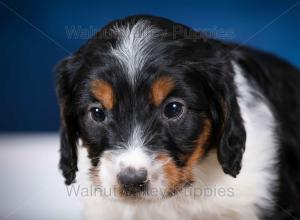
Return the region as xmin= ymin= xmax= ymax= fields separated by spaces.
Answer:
xmin=115 ymin=179 xmax=194 ymax=202
xmin=89 ymin=173 xmax=194 ymax=202
xmin=91 ymin=147 xmax=200 ymax=201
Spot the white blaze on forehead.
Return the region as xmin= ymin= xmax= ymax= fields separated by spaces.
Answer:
xmin=110 ymin=20 xmax=161 ymax=83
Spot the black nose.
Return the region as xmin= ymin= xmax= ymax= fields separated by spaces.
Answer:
xmin=117 ymin=167 xmax=148 ymax=195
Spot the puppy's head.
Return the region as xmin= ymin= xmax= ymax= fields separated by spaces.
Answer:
xmin=56 ymin=15 xmax=246 ymax=200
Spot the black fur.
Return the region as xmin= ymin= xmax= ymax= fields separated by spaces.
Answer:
xmin=56 ymin=56 xmax=81 ymax=185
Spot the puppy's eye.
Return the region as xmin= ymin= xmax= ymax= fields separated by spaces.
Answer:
xmin=90 ymin=107 xmax=105 ymax=122
xmin=164 ymin=101 xmax=184 ymax=119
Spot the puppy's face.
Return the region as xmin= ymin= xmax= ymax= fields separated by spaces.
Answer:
xmin=56 ymin=16 xmax=246 ymax=201
xmin=81 ymin=69 xmax=212 ymax=200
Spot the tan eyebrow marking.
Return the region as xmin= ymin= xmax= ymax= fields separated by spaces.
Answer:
xmin=150 ymin=76 xmax=175 ymax=106
xmin=91 ymin=80 xmax=115 ymax=110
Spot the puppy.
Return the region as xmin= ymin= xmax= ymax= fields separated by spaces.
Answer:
xmin=56 ymin=15 xmax=300 ymax=220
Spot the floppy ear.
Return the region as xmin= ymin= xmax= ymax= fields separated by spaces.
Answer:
xmin=217 ymin=92 xmax=246 ymax=177
xmin=59 ymin=123 xmax=78 ymax=185
xmin=191 ymin=57 xmax=246 ymax=177
xmin=55 ymin=56 xmax=81 ymax=185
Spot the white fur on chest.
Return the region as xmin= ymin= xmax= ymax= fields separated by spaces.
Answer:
xmin=76 ymin=63 xmax=278 ymax=220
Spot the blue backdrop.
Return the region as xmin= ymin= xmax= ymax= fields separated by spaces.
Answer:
xmin=1 ymin=0 xmax=300 ymax=132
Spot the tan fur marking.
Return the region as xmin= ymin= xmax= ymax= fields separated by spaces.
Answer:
xmin=186 ymin=119 xmax=211 ymax=170
xmin=156 ymin=153 xmax=183 ymax=192
xmin=91 ymin=80 xmax=115 ymax=109
xmin=156 ymin=119 xmax=212 ymax=193
xmin=151 ymin=76 xmax=175 ymax=106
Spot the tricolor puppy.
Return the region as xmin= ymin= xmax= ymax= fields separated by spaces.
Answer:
xmin=56 ymin=15 xmax=300 ymax=219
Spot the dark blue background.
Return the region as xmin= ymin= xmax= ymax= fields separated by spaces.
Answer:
xmin=1 ymin=0 xmax=300 ymax=132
